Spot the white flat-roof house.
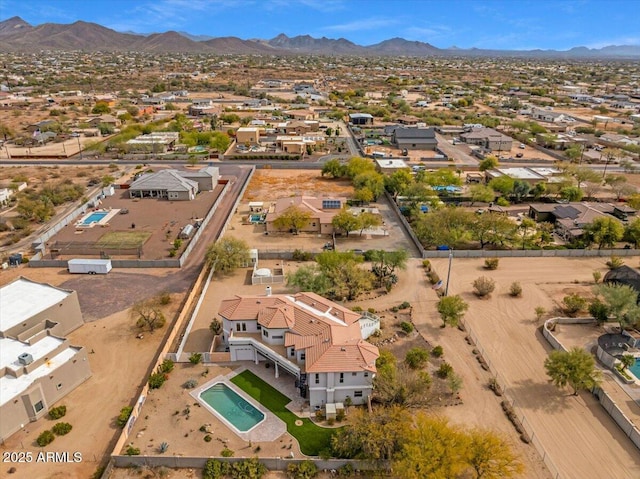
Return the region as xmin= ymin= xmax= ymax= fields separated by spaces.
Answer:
xmin=218 ymin=291 xmax=380 ymax=408
xmin=0 ymin=278 xmax=91 ymax=442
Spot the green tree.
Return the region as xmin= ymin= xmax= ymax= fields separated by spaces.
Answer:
xmin=345 ymin=157 xmax=375 ymax=179
xmin=321 ymin=159 xmax=345 ymax=178
xmin=568 ymin=165 xmax=601 ymax=188
xmin=358 ymin=211 xmax=382 ymax=236
xmin=478 ymin=155 xmax=499 ymax=172
xmin=560 ymin=186 xmax=584 ymax=202
xmin=316 ymin=251 xmax=374 ymax=300
xmin=624 ymin=218 xmax=640 ymax=248
xmin=331 ymin=208 xmax=360 ymax=237
xmin=518 ymin=217 xmax=537 ymax=249
xmin=594 ymin=283 xmax=640 ymax=330
xmin=511 ymin=180 xmax=531 ymax=203
xmin=544 ymin=347 xmax=601 ymax=395
xmin=91 ymin=101 xmax=111 ymax=114
xmin=272 ymin=205 xmax=312 ymax=234
xmin=205 ymin=237 xmax=250 ymax=273
xmin=353 ymin=186 xmax=374 ymax=204
xmin=368 ymin=249 xmax=408 ymax=289
xmin=0 ymin=122 xmax=15 ymax=141
xmin=437 ymin=295 xmax=469 ymax=328
xmin=488 ymin=176 xmax=515 ymax=196
xmin=414 ymin=207 xmax=474 ymax=248
xmin=466 ymin=429 xmax=524 ymax=479
xmin=286 ymin=264 xmax=332 ymax=296
xmin=353 ymin=171 xmax=385 ymax=200
xmin=584 ymin=216 xmax=624 ymax=249
xmin=564 ymin=145 xmax=583 ymax=163
xmin=420 ymin=168 xmax=462 ymax=187
xmin=470 ymin=212 xmax=516 ymax=249
xmin=469 ymin=184 xmax=495 ymax=205
xmin=385 ymin=169 xmax=413 ymax=198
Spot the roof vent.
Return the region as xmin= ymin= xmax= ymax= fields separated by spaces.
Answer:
xmin=18 ymin=353 xmax=33 ymax=366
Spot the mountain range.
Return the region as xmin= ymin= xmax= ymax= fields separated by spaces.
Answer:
xmin=1 ymin=16 xmax=639 ymax=59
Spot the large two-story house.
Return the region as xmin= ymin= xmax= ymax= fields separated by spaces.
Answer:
xmin=218 ymin=291 xmax=380 ymax=409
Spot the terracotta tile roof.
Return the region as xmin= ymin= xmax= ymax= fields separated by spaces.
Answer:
xmin=219 ymin=293 xmax=378 ymax=374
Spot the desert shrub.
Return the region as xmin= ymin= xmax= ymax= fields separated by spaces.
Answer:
xmin=149 ymin=372 xmax=167 ymax=389
xmin=203 ymin=459 xmax=229 ymax=479
xmin=287 ymin=460 xmax=318 ymax=479
xmin=37 ymin=430 xmax=55 ymax=447
xmin=589 ymin=298 xmax=610 ymax=323
xmin=52 ymin=422 xmax=72 ymax=436
xmin=158 ymin=359 xmax=174 ymax=373
xmin=437 ymin=362 xmax=453 ymax=378
xmin=125 ymin=445 xmax=140 ymax=456
xmin=422 ymin=259 xmax=432 ymax=271
xmin=220 ymin=446 xmax=234 ymax=457
xmin=351 ymin=305 xmax=363 ymax=312
xmin=204 ymin=435 xmax=212 ymax=442
xmin=484 ymin=258 xmax=499 ymax=270
xmin=315 ymin=409 xmax=324 ymax=421
xmin=509 ymin=281 xmax=523 ymax=297
xmin=184 ymin=379 xmax=198 ymax=389
xmin=173 ymin=239 xmax=183 ymax=249
xmin=327 ymin=418 xmax=335 ymax=426
xmin=431 ymin=345 xmax=444 ymax=357
xmin=405 ymin=347 xmax=430 ymax=369
xmin=338 ymin=464 xmax=354 ymax=477
xmin=292 ymin=249 xmax=312 ymax=261
xmin=158 ymin=291 xmax=172 ymax=305
xmin=189 ymin=353 xmax=203 ymax=364
xmin=562 ymin=293 xmax=587 ymax=316
xmin=473 ymin=276 xmax=496 ymax=297
xmin=336 ymin=409 xmax=346 ymax=422
xmin=496 ymin=197 xmax=510 ymax=206
xmin=606 ymin=255 xmax=624 ymax=269
xmin=48 ymin=405 xmax=67 ymax=420
xmin=399 ymin=301 xmax=411 ymax=309
xmin=427 ymin=271 xmax=440 ymax=285
xmin=400 ymin=321 xmax=414 ymax=334
xmin=117 ymin=406 xmax=133 ymax=428
xmin=368 ymin=307 xmax=376 ymax=314
xmin=593 ymin=270 xmax=602 ymax=283
xmin=168 ymin=249 xmax=177 ymax=257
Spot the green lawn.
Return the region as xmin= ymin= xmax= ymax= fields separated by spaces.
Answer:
xmin=230 ymin=370 xmax=337 ymax=456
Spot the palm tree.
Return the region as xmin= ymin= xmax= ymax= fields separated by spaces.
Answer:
xmin=619 ymin=354 xmax=635 ymax=371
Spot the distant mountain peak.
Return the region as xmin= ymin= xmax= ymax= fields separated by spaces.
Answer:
xmin=0 ymin=17 xmax=639 ymax=58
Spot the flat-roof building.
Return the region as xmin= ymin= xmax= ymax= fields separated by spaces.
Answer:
xmin=0 ymin=278 xmax=91 ymax=442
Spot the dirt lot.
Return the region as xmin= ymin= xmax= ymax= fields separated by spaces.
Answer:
xmin=423 ymin=256 xmax=640 ymax=479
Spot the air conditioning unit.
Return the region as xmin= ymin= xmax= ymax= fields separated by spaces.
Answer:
xmin=18 ymin=353 xmax=34 ymax=365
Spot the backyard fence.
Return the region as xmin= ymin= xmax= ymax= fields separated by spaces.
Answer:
xmin=112 ymin=455 xmax=372 ymax=471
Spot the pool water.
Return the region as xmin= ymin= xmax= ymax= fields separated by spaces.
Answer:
xmin=200 ymin=383 xmax=264 ymax=432
xmin=628 ymin=358 xmax=640 ymax=380
xmin=81 ymin=211 xmax=108 ymax=225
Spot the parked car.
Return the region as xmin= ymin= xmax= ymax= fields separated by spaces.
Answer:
xmin=519 ymin=143 xmax=526 ymax=149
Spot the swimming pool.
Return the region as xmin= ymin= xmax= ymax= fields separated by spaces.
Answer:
xmin=628 ymin=358 xmax=640 ymax=380
xmin=81 ymin=211 xmax=108 ymax=225
xmin=200 ymin=383 xmax=264 ymax=432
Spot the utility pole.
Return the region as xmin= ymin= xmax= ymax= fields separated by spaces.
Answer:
xmin=444 ymin=248 xmax=454 ymax=297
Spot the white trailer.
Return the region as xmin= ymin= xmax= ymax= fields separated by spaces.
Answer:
xmin=68 ymin=258 xmax=112 ymax=275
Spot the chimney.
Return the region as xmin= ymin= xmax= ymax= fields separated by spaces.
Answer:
xmin=265 ymin=286 xmax=272 ymax=297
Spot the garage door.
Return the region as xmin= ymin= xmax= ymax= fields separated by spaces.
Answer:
xmin=234 ymin=348 xmax=254 ymax=361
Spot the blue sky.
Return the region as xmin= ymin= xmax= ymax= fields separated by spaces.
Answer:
xmin=1 ymin=0 xmax=639 ymax=50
